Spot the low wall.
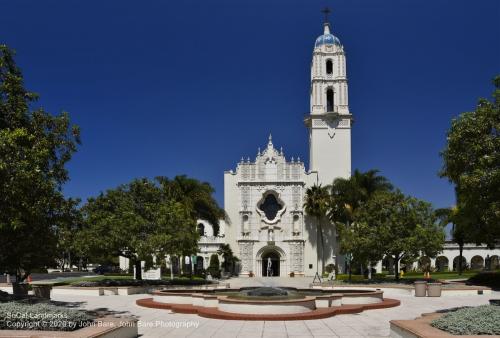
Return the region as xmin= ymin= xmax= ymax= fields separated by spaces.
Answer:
xmin=218 ymin=296 xmax=317 ymax=314
xmin=152 ymin=288 xmax=384 ymax=315
xmin=137 ymin=297 xmax=401 ymax=321
xmin=53 ymin=286 xmax=104 ymax=296
xmin=390 ymin=313 xmax=488 ymax=338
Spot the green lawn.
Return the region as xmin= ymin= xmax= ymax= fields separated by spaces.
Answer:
xmin=402 ymin=271 xmax=478 ymax=280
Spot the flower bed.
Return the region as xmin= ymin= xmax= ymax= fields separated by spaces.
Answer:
xmin=431 ymin=305 xmax=500 ymax=335
xmin=0 ymin=301 xmax=94 ymax=331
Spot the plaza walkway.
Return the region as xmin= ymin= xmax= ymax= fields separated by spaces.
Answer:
xmin=49 ymin=277 xmax=497 ymax=337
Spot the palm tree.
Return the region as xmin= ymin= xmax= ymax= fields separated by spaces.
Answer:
xmin=304 ymin=184 xmax=330 ymax=275
xmin=328 ymin=169 xmax=392 ymax=279
xmin=217 ymin=244 xmax=239 ymax=275
xmin=435 ymin=205 xmax=468 ymax=275
xmin=157 ymin=175 xmax=225 ymax=235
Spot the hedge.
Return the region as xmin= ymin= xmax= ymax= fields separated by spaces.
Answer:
xmin=71 ymin=278 xmax=212 ymax=287
xmin=467 ymin=272 xmax=500 ymax=289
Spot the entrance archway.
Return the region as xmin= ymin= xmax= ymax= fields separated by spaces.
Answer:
xmin=262 ymin=251 xmax=280 ymax=277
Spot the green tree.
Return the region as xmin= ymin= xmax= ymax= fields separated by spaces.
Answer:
xmin=304 ymin=184 xmax=330 ymax=275
xmin=157 ymin=175 xmax=225 ymax=235
xmin=207 ymin=254 xmax=220 ymax=279
xmin=81 ymin=178 xmax=198 ymax=280
xmin=440 ymin=77 xmax=500 ymax=246
xmin=435 ymin=204 xmax=470 ymax=275
xmin=0 ymin=45 xmax=80 ymax=283
xmin=53 ymin=198 xmax=86 ymax=271
xmin=329 ymin=170 xmax=392 ymax=279
xmin=217 ymin=244 xmax=239 ymax=275
xmin=357 ymin=190 xmax=444 ymax=280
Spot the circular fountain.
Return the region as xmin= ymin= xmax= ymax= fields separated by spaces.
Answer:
xmin=137 ymin=285 xmax=400 ymax=320
xmin=244 ymin=287 xmax=289 ymax=297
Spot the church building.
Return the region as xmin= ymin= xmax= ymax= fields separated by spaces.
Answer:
xmin=220 ymin=18 xmax=353 ymax=277
xmin=119 ymin=16 xmax=500 ymax=278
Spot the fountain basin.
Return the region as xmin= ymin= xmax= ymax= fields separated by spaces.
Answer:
xmin=151 ymin=287 xmax=382 ymax=315
xmin=218 ymin=295 xmax=317 ymax=314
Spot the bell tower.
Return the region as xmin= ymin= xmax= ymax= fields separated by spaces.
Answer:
xmin=305 ymin=11 xmax=352 ymax=185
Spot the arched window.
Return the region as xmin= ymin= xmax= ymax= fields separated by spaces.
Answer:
xmin=326 ymin=88 xmax=334 ymax=112
xmin=326 ymin=59 xmax=333 ymax=74
xmin=197 ymin=223 xmax=205 ymax=236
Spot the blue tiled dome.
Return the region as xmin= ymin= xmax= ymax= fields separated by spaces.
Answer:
xmin=314 ymin=34 xmax=341 ymax=48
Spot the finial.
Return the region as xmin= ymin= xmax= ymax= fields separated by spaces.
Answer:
xmin=268 ymin=133 xmax=273 ymax=143
xmin=240 ymin=157 xmax=244 ymax=163
xmin=321 ymin=7 xmax=331 ymax=23
xmin=247 ymin=157 xmax=250 ymax=162
xmin=280 ymin=146 xmax=283 ymax=155
xmin=291 ymin=156 xmax=295 ymax=162
xmin=257 ymin=147 xmax=261 ymax=156
xmin=298 ymin=156 xmax=301 ymax=162
xmin=321 ymin=7 xmax=331 ymax=34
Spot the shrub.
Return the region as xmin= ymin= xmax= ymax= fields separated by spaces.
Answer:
xmin=0 ymin=302 xmax=94 ymax=331
xmin=373 ymin=273 xmax=387 ymax=279
xmin=0 ymin=290 xmax=10 ymax=302
xmin=431 ymin=305 xmax=500 ymax=335
xmin=336 ymin=274 xmax=365 ymax=281
xmin=325 ymin=264 xmax=335 ymax=274
xmin=207 ymin=254 xmax=221 ymax=279
xmin=467 ymin=272 xmax=500 ymax=289
xmin=103 ymin=272 xmax=132 ymax=277
xmin=71 ymin=278 xmax=212 ymax=287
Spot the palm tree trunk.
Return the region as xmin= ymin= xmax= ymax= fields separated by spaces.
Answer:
xmin=319 ymin=219 xmax=325 ymax=275
xmin=316 ymin=221 xmax=320 ymax=276
xmin=459 ymin=244 xmax=464 ymax=276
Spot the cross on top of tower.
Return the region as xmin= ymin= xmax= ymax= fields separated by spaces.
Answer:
xmin=321 ymin=7 xmax=331 ymax=24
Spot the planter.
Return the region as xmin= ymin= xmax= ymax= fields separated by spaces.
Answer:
xmin=414 ymin=281 xmax=427 ymax=297
xmin=12 ymin=283 xmax=29 ymax=297
xmin=427 ymin=283 xmax=442 ymax=297
xmin=489 ymin=299 xmax=500 ymax=306
xmin=32 ymin=284 xmax=52 ymax=299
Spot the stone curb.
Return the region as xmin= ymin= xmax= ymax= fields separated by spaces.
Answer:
xmin=136 ymin=297 xmax=400 ymax=321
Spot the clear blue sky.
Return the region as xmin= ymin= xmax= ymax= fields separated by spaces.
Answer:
xmin=1 ymin=0 xmax=499 ymax=209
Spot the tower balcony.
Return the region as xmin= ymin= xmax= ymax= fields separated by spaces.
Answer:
xmin=311 ymin=75 xmax=347 ymax=81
